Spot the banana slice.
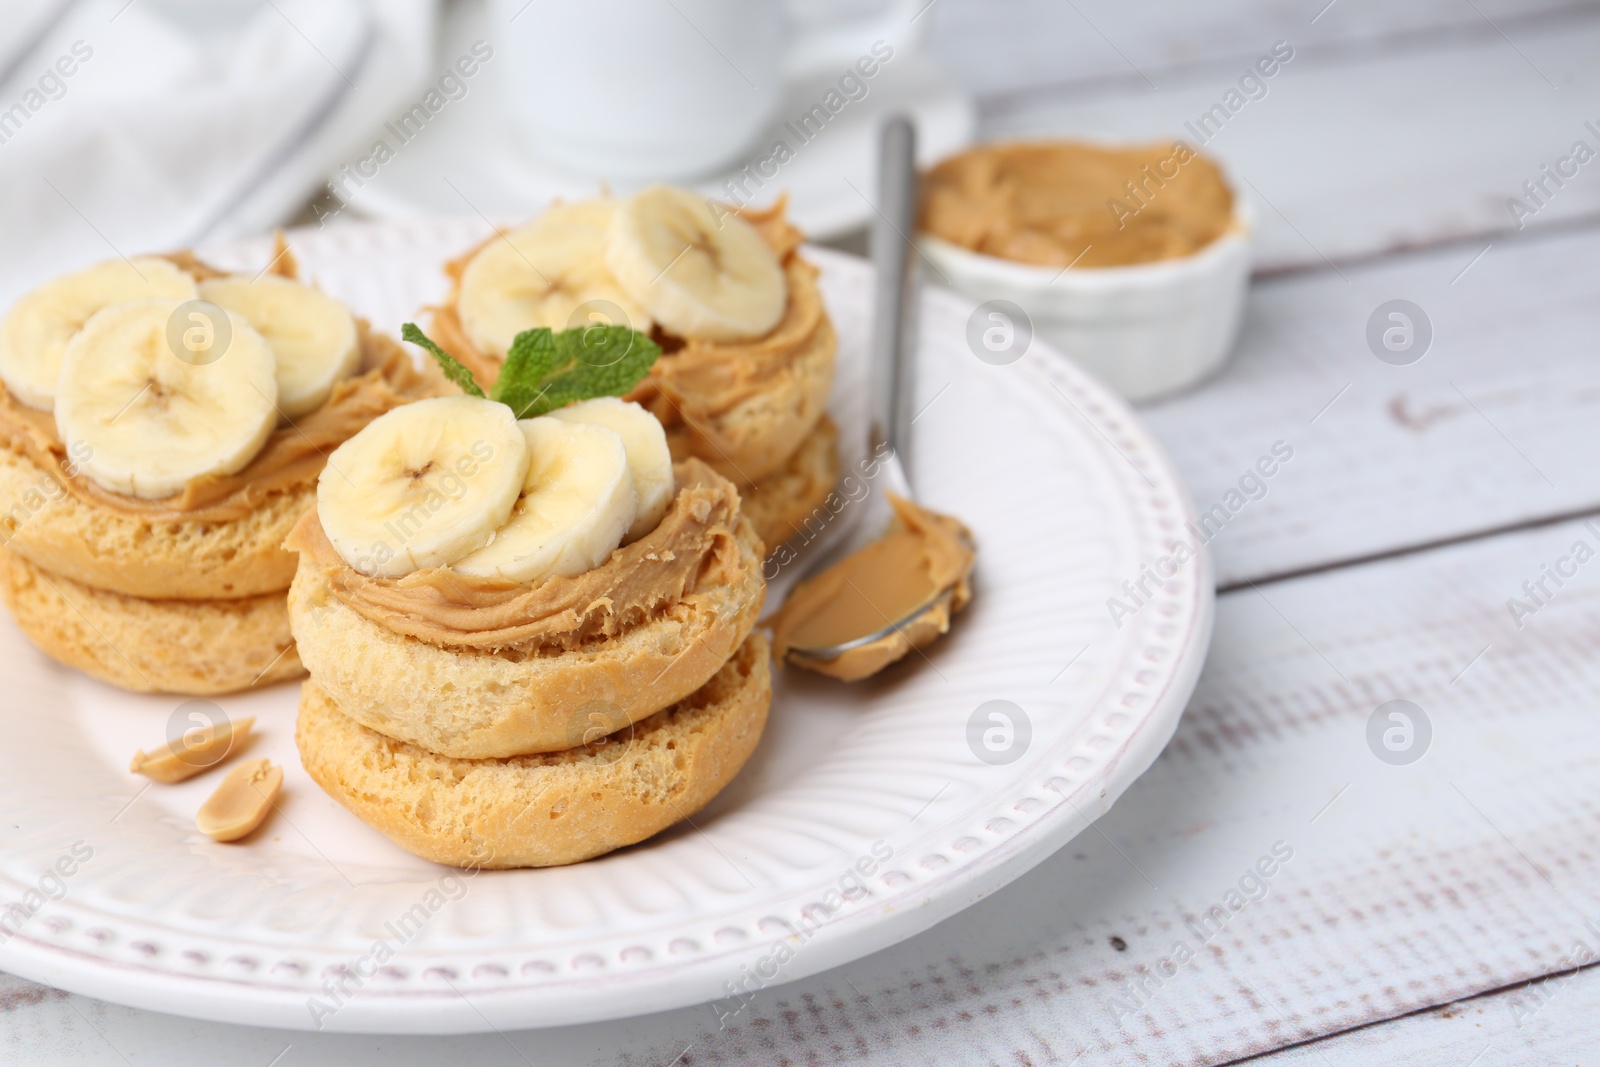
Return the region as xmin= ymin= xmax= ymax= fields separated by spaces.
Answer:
xmin=456 ymin=200 xmax=653 ymax=358
xmin=605 ymin=185 xmax=787 ymax=342
xmin=199 ymin=274 xmax=361 ymax=418
xmin=0 ymin=257 xmax=197 ymax=411
xmin=317 ymin=395 xmax=531 ymax=578
xmin=54 ymin=299 xmax=278 ymax=500
xmin=547 ymin=397 xmax=674 ymax=543
xmin=451 ymin=417 xmax=637 ymax=584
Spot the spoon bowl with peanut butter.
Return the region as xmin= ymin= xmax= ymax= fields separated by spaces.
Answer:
xmin=770 ymin=117 xmax=977 ymax=681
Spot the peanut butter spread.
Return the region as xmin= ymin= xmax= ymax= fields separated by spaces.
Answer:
xmin=0 ymin=322 xmax=446 ymax=524
xmin=920 ymin=140 xmax=1235 ymax=268
xmin=428 ymin=200 xmax=832 ymax=449
xmin=287 ymin=458 xmax=750 ymax=653
xmin=771 ymin=495 xmax=975 ymax=682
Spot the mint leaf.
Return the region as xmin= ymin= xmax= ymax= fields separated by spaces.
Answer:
xmin=544 ymin=325 xmax=661 ymax=412
xmin=401 ymin=322 xmax=483 ymax=398
xmin=401 ymin=321 xmax=658 ymax=419
xmin=489 ymin=327 xmax=560 ymax=418
xmin=493 ymin=324 xmax=660 ymax=419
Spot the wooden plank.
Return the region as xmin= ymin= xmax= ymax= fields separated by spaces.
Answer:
xmin=978 ymin=11 xmax=1600 ymax=270
xmin=8 ymin=513 xmax=1599 ymax=1064
xmin=1137 ymin=220 xmax=1600 ymax=588
xmin=1239 ymin=963 xmax=1600 ymax=1065
xmin=920 ymin=0 xmax=1589 ymax=99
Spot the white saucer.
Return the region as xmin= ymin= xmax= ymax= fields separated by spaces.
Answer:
xmin=329 ymin=1 xmax=975 ymax=239
xmin=0 ymin=220 xmax=1210 ymax=1034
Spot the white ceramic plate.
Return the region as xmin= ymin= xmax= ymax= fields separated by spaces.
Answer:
xmin=0 ymin=222 xmax=1212 ymax=1034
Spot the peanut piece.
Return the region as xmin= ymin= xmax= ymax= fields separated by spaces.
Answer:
xmin=196 ymin=758 xmax=282 ymax=842
xmin=129 ymin=716 xmax=255 ymax=784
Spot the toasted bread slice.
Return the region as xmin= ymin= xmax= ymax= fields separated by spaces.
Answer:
xmin=287 ymin=473 xmax=767 ymax=759
xmin=0 ymin=548 xmax=303 ymax=694
xmin=297 ymin=633 xmax=771 ymax=868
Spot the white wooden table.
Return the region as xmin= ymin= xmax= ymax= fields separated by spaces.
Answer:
xmin=8 ymin=0 xmax=1600 ymax=1062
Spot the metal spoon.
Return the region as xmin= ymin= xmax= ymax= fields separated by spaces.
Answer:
xmin=781 ymin=115 xmax=971 ymax=671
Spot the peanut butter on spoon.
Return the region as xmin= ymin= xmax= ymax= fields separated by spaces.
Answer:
xmin=773 ymin=117 xmax=977 ymax=682
xmin=771 ymin=494 xmax=974 ymax=682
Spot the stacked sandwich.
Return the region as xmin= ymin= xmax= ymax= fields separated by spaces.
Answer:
xmin=427 ymin=184 xmax=839 ymax=549
xmin=0 ymin=246 xmax=446 ymax=693
xmin=288 ymin=323 xmax=769 ymax=867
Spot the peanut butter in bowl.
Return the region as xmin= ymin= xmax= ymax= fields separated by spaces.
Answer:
xmin=917 ymin=138 xmax=1254 ymax=402
xmin=919 ymin=139 xmax=1237 ymax=269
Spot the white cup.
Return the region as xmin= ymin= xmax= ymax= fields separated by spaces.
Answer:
xmin=143 ymin=0 xmax=267 ymax=28
xmin=487 ymin=0 xmax=922 ymax=181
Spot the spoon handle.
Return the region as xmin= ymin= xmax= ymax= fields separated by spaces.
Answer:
xmin=870 ymin=115 xmax=919 ymax=490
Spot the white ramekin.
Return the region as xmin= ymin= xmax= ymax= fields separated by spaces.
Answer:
xmin=919 ymin=198 xmax=1253 ymax=403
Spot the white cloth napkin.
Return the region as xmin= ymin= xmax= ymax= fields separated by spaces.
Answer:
xmin=0 ymin=0 xmax=438 ymax=306
xmin=0 ymin=0 xmax=76 ymax=82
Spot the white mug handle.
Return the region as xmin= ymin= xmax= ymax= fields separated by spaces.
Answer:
xmin=783 ymin=0 xmax=926 ymax=77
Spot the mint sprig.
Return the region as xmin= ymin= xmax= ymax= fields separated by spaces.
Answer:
xmin=402 ymin=322 xmax=659 ymax=418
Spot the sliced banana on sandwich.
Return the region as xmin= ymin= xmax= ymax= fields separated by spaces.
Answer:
xmin=54 ymin=298 xmax=278 ymax=500
xmin=606 ymin=185 xmax=787 ymax=342
xmin=456 ymin=200 xmax=653 ymax=359
xmin=199 ymin=275 xmax=361 ymax=418
xmin=451 ymin=417 xmax=637 ymax=584
xmin=547 ymin=396 xmax=674 ymax=543
xmin=0 ymin=257 xmax=198 ymax=411
xmin=317 ymin=396 xmax=530 ymax=578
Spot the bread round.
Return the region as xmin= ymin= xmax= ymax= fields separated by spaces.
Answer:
xmin=288 ymin=512 xmax=766 ymax=759
xmin=0 ymin=445 xmax=306 ymax=600
xmin=739 ymin=416 xmax=841 ymax=550
xmin=296 ymin=632 xmax=771 ymax=868
xmin=0 ymin=548 xmax=303 ymax=694
xmin=656 ymin=310 xmax=837 ymax=487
